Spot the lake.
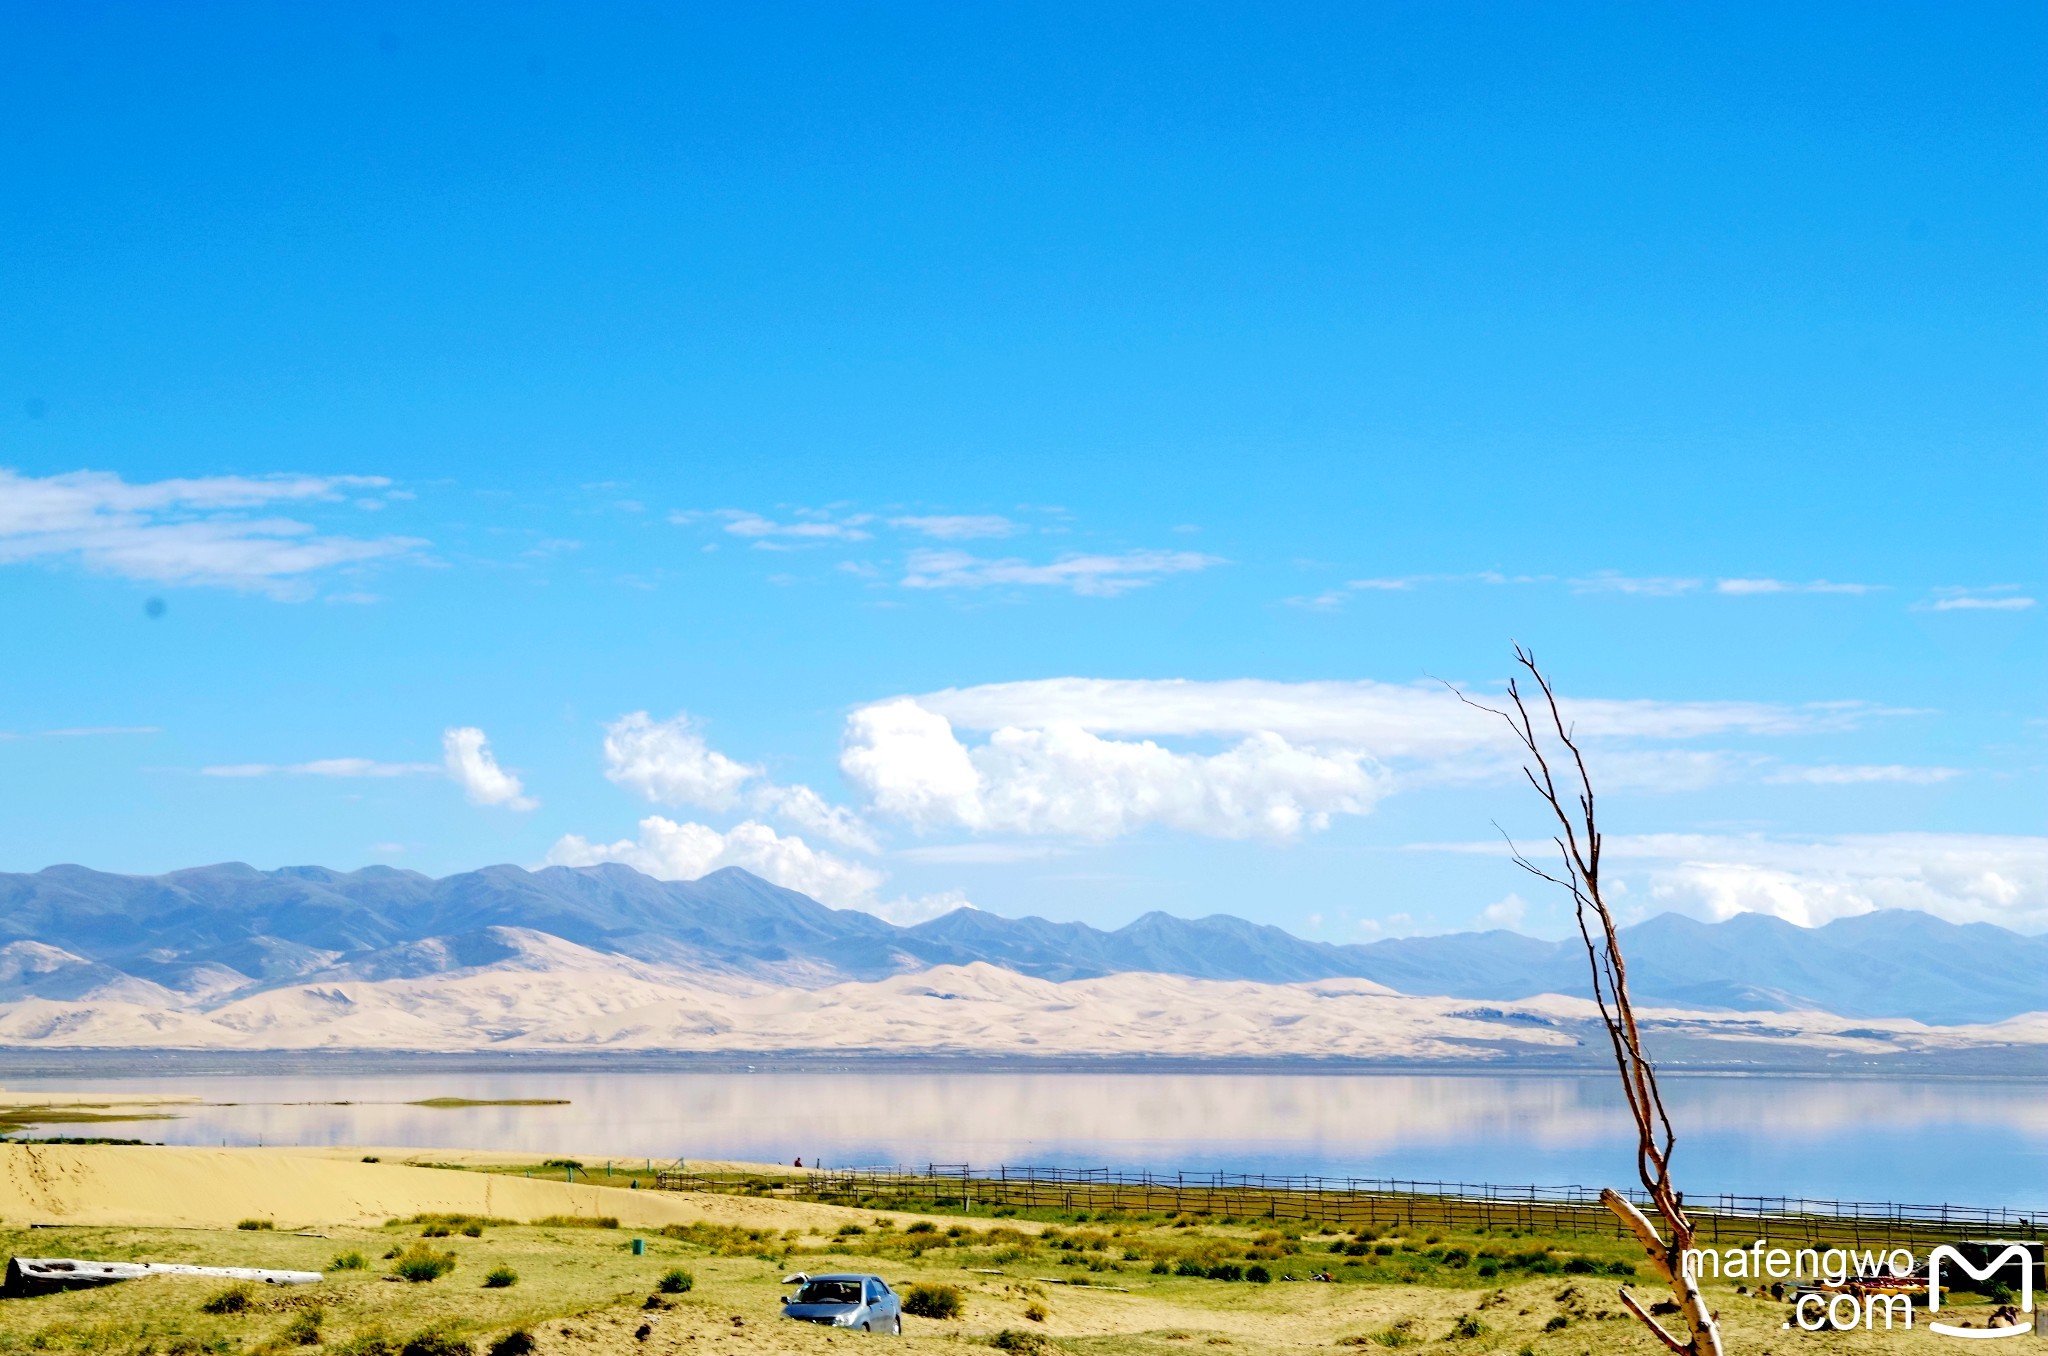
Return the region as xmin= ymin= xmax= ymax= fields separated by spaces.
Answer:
xmin=17 ymin=1068 xmax=2046 ymax=1210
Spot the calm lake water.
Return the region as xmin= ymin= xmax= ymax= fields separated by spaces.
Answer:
xmin=19 ymin=1070 xmax=2047 ymax=1210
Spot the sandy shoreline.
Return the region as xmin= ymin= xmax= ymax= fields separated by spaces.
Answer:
xmin=0 ymin=1142 xmax=843 ymax=1231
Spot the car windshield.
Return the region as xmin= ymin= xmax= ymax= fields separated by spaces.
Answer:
xmin=794 ymin=1280 xmax=863 ymax=1305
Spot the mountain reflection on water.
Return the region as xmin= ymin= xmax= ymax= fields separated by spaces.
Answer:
xmin=27 ymin=1069 xmax=2047 ymax=1209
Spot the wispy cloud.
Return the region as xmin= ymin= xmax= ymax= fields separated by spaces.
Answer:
xmin=0 ymin=468 xmax=423 ymax=597
xmin=1571 ymin=572 xmax=1880 ymax=597
xmin=202 ymin=757 xmax=440 ymax=778
xmin=889 ymin=514 xmax=1019 ymax=540
xmin=671 ymin=508 xmax=875 ymax=545
xmin=1713 ymin=578 xmax=1881 ymax=595
xmin=901 ymin=548 xmax=1222 ymax=597
xmin=1918 ymin=585 xmax=2036 ymax=612
xmin=1765 ymin=763 xmax=1961 ymax=785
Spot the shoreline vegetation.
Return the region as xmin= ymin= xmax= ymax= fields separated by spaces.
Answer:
xmin=0 ymin=1143 xmax=2014 ymax=1355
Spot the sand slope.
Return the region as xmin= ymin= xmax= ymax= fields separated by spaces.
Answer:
xmin=0 ymin=1144 xmax=848 ymax=1231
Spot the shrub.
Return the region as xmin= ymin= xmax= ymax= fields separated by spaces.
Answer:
xmin=657 ymin=1267 xmax=694 ymax=1295
xmin=990 ymin=1330 xmax=1054 ymax=1355
xmin=1543 ymin=1316 xmax=1568 ymax=1332
xmin=1150 ymin=1260 xmax=1170 ymax=1275
xmin=904 ymin=1284 xmax=963 ymax=1319
xmin=1206 ymin=1262 xmax=1243 ymax=1282
xmin=1562 ymin=1258 xmax=1596 ymax=1275
xmin=1023 ymin=1302 xmax=1048 ymax=1323
xmin=906 ymin=1221 xmax=937 ymax=1234
xmin=398 ymin=1326 xmax=473 ymax=1356
xmin=1449 ymin=1315 xmax=1487 ymax=1340
xmin=837 ymin=1223 xmax=867 ymax=1236
xmin=488 ymin=1336 xmax=535 ymax=1356
xmin=1174 ymin=1260 xmax=1206 ymax=1277
xmin=1373 ymin=1243 xmax=1394 ymax=1256
xmin=199 ymin=1284 xmax=252 ymax=1314
xmin=331 ymin=1250 xmax=368 ymax=1271
xmin=391 ymin=1242 xmax=458 ymax=1282
xmin=422 ymin=1224 xmax=452 ymax=1237
xmin=1245 ymin=1265 xmax=1271 ymax=1283
xmin=461 ymin=1222 xmax=483 ymax=1237
xmin=1602 ymin=1260 xmax=1636 ymax=1277
xmin=1368 ymin=1321 xmax=1417 ymax=1348
xmin=483 ymin=1265 xmax=518 ymax=1288
xmin=534 ymin=1214 xmax=617 ymax=1229
xmin=331 ymin=1334 xmax=400 ymax=1356
xmin=236 ymin=1218 xmax=274 ymax=1231
xmin=362 ymin=1155 xmax=381 ymax=1163
xmin=284 ymin=1311 xmax=323 ymax=1345
xmin=542 ymin=1158 xmax=583 ymax=1169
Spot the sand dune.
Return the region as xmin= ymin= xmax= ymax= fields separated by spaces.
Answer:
xmin=0 ymin=946 xmax=2037 ymax=1061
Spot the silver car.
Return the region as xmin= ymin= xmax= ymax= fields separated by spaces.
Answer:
xmin=781 ymin=1272 xmax=902 ymax=1334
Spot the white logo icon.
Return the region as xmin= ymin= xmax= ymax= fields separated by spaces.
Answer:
xmin=1927 ymin=1244 xmax=2035 ymax=1341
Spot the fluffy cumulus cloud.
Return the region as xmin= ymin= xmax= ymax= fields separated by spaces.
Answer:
xmin=442 ymin=727 xmax=538 ymax=811
xmin=0 ymin=468 xmax=422 ymax=596
xmin=1417 ymin=834 xmax=2048 ymax=932
xmin=603 ymin=711 xmax=759 ymax=809
xmin=841 ymin=697 xmax=1387 ymax=842
xmin=545 ymin=817 xmax=885 ymax=906
xmin=835 ymin=677 xmax=1953 ymax=844
xmin=600 ymin=711 xmax=876 ymax=851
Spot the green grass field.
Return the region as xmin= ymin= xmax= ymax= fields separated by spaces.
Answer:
xmin=0 ymin=1197 xmax=2015 ymax=1355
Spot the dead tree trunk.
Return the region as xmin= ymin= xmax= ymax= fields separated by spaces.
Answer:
xmin=1454 ymin=646 xmax=1723 ymax=1356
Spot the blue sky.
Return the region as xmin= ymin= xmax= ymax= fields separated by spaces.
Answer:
xmin=1 ymin=1 xmax=2042 ymax=939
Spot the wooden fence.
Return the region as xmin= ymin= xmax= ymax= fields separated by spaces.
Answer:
xmin=654 ymin=1162 xmax=2046 ymax=1252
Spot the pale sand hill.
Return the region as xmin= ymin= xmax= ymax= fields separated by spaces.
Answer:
xmin=0 ymin=950 xmax=2031 ymax=1059
xmin=0 ymin=1143 xmax=856 ymax=1231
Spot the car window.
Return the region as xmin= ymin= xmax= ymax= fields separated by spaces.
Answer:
xmin=796 ymin=1280 xmax=862 ymax=1305
xmin=866 ymin=1280 xmax=885 ymax=1301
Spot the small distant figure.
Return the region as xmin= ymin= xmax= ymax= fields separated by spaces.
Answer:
xmin=794 ymin=1157 xmax=803 ymax=1168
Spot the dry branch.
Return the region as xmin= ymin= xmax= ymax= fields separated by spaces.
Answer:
xmin=1450 ymin=646 xmax=1724 ymax=1356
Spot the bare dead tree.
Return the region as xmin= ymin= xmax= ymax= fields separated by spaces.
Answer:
xmin=1452 ymin=646 xmax=1723 ymax=1356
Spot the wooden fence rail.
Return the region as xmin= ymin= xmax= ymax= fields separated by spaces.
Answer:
xmin=652 ymin=1163 xmax=2045 ymax=1252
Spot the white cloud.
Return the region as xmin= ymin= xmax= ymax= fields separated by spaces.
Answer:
xmin=751 ymin=782 xmax=882 ymax=853
xmin=1570 ymin=572 xmax=1704 ymax=596
xmin=910 ymin=677 xmax=1883 ymax=751
xmin=893 ymin=843 xmax=1066 ymax=864
xmin=672 ymin=508 xmax=874 ymax=545
xmin=1933 ymin=596 xmax=2036 ymax=611
xmin=1475 ymin=893 xmax=1529 ymax=930
xmin=1766 ymin=764 xmax=1961 ymax=785
xmin=1411 ymin=833 xmax=2048 ymax=932
xmin=840 ymin=697 xmax=1388 ymax=842
xmin=868 ymin=889 xmax=976 ymax=925
xmin=1715 ymin=578 xmax=1879 ymax=595
xmin=600 ymin=711 xmax=876 ymax=851
xmin=1575 ymin=573 xmax=1880 ymax=597
xmin=202 ymin=758 xmax=439 ymax=778
xmin=442 ymin=727 xmax=538 ymax=811
xmin=889 ymin=515 xmax=1019 ymax=540
xmin=0 ymin=468 xmax=422 ymax=596
xmin=603 ymin=711 xmax=760 ymax=810
xmin=545 ymin=817 xmax=885 ymax=907
xmin=900 ymin=548 xmax=1222 ymax=597
xmin=835 ymin=677 xmax=1930 ymax=844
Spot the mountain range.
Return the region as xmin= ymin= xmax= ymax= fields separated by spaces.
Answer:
xmin=1 ymin=861 xmax=2042 ymax=1028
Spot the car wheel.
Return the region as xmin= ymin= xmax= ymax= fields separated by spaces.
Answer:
xmin=862 ymin=1322 xmax=872 ymax=1333
xmin=892 ymin=1317 xmax=902 ymax=1336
